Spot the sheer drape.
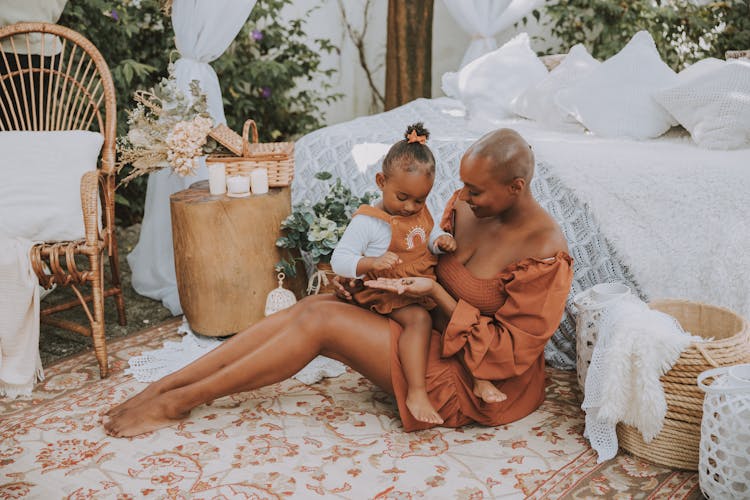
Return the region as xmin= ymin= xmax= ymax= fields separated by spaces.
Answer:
xmin=442 ymin=0 xmax=543 ymax=69
xmin=128 ymin=0 xmax=255 ymax=315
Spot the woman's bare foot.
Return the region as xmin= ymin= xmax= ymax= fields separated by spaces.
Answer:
xmin=102 ymin=393 xmax=190 ymax=437
xmin=473 ymin=379 xmax=507 ymax=403
xmin=104 ymin=383 xmax=165 ymax=418
xmin=405 ymin=389 xmax=444 ymax=424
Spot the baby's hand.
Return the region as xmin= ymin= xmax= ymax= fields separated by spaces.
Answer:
xmin=435 ymin=234 xmax=457 ymax=253
xmin=372 ymin=251 xmax=401 ymax=271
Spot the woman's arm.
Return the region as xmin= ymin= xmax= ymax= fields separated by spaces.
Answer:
xmin=442 ymin=255 xmax=573 ymax=380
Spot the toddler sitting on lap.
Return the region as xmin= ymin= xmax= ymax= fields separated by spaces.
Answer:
xmin=331 ymin=123 xmax=505 ymax=424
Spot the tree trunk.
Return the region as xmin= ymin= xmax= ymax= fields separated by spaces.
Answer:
xmin=385 ymin=0 xmax=434 ymax=111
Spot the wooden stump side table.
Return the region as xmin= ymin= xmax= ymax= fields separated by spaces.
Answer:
xmin=170 ymin=180 xmax=303 ymax=336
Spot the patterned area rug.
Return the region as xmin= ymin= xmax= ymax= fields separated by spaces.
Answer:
xmin=1 ymin=319 xmax=702 ymax=499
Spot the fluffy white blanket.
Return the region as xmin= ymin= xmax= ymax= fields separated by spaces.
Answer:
xmin=525 ymin=127 xmax=750 ymax=318
xmin=581 ymin=295 xmax=697 ymax=462
xmin=0 ymin=235 xmax=44 ymax=397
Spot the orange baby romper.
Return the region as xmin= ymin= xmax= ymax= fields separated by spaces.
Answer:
xmin=389 ymin=190 xmax=575 ymax=432
xmin=351 ymin=204 xmax=438 ymax=314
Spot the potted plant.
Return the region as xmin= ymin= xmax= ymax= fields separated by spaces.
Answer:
xmin=276 ymin=172 xmax=376 ymax=291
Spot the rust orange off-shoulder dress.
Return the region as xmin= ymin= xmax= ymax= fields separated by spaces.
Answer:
xmin=390 ymin=192 xmax=574 ymax=432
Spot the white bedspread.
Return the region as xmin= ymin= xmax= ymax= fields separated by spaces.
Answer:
xmin=293 ymin=97 xmax=750 ymax=368
xmin=528 ymin=127 xmax=750 ymax=320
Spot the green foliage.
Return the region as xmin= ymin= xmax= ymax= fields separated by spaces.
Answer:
xmin=276 ymin=172 xmax=377 ymax=276
xmin=59 ymin=0 xmax=173 ymax=226
xmin=58 ymin=0 xmax=339 ymax=225
xmin=542 ymin=0 xmax=750 ymax=70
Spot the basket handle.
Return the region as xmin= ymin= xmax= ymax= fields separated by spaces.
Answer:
xmin=241 ymin=119 xmax=259 ymax=157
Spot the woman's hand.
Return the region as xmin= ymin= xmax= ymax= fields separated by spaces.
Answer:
xmin=363 ymin=277 xmax=435 ymax=297
xmin=332 ymin=276 xmax=365 ymax=302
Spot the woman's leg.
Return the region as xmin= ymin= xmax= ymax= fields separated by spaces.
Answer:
xmin=389 ymin=306 xmax=443 ymax=424
xmin=106 ymin=295 xmax=338 ymax=416
xmin=103 ymin=298 xmax=394 ymax=437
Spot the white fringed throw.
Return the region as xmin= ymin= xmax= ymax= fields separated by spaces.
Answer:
xmin=0 ymin=235 xmax=44 ymax=398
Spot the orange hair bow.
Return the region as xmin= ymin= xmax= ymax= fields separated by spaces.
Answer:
xmin=406 ymin=130 xmax=426 ymax=145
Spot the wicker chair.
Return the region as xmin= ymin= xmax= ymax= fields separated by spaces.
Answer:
xmin=0 ymin=23 xmax=125 ymax=377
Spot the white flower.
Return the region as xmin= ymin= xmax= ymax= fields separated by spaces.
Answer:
xmin=127 ymin=128 xmax=149 ymax=147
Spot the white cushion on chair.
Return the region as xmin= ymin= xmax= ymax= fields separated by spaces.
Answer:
xmin=555 ymin=31 xmax=678 ymax=139
xmin=0 ymin=131 xmax=103 ymax=242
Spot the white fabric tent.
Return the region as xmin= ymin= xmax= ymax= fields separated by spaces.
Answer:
xmin=442 ymin=0 xmax=543 ymax=68
xmin=128 ymin=0 xmax=256 ymax=315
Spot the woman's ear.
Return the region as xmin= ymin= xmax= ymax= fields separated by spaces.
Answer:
xmin=375 ymin=172 xmax=386 ymax=189
xmin=509 ymin=177 xmax=526 ymax=195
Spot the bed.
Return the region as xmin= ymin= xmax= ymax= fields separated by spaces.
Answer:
xmin=292 ymin=96 xmax=750 ymax=369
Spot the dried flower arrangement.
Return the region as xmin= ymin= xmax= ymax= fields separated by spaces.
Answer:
xmin=116 ymin=66 xmax=219 ymax=186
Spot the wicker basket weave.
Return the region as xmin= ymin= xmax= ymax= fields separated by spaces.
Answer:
xmin=617 ymin=299 xmax=750 ymax=470
xmin=207 ymin=119 xmax=294 ymax=187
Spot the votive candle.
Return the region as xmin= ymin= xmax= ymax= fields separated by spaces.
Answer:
xmin=250 ymin=168 xmax=269 ymax=195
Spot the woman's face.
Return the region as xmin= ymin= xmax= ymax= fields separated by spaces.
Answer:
xmin=376 ymin=167 xmax=434 ymax=217
xmin=458 ymin=154 xmax=517 ymax=218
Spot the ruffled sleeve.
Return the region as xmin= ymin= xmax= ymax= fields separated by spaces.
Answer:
xmin=441 ymin=253 xmax=574 ymax=380
xmin=439 ymin=190 xmax=461 ymax=234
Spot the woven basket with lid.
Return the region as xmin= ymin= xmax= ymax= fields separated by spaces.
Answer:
xmin=207 ymin=119 xmax=294 ymax=187
xmin=617 ymin=299 xmax=750 ymax=470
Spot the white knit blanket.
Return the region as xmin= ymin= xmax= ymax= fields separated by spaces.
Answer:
xmin=0 ymin=235 xmax=44 ymax=398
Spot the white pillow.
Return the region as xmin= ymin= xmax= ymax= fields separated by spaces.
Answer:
xmin=555 ymin=31 xmax=678 ymax=139
xmin=0 ymin=131 xmax=103 ymax=241
xmin=444 ymin=33 xmax=549 ymax=125
xmin=654 ymin=59 xmax=750 ymax=149
xmin=511 ymin=44 xmax=600 ymax=131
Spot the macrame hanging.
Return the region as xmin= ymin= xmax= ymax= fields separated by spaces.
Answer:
xmin=265 ymin=272 xmax=297 ymax=316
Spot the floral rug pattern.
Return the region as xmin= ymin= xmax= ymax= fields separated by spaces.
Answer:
xmin=1 ymin=319 xmax=701 ymax=498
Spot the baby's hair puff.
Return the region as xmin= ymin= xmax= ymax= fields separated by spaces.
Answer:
xmin=382 ymin=122 xmax=436 ymax=177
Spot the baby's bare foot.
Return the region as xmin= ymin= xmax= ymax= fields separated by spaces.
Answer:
xmin=473 ymin=379 xmax=507 ymax=404
xmin=103 ymin=394 xmax=189 ymax=438
xmin=405 ymin=389 xmax=444 ymax=424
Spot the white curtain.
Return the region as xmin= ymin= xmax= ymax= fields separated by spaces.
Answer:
xmin=128 ymin=0 xmax=256 ymax=315
xmin=442 ymin=0 xmax=543 ymax=69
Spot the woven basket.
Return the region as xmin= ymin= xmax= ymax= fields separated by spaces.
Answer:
xmin=207 ymin=119 xmax=294 ymax=187
xmin=617 ymin=299 xmax=750 ymax=470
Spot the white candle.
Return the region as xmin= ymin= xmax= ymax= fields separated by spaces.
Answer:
xmin=250 ymin=168 xmax=269 ymax=195
xmin=207 ymin=163 xmax=226 ymax=195
xmin=226 ymin=175 xmax=250 ymax=194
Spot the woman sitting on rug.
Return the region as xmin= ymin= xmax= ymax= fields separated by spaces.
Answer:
xmin=103 ymin=128 xmax=574 ymax=437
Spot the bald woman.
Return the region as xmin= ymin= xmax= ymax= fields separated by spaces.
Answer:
xmin=103 ymin=129 xmax=573 ymax=437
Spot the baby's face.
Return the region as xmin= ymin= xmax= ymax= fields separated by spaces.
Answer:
xmin=377 ymin=168 xmax=434 ymax=217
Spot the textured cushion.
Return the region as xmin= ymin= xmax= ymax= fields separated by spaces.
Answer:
xmin=0 ymin=131 xmax=103 ymax=241
xmin=511 ymin=44 xmax=600 ymax=131
xmin=555 ymin=31 xmax=678 ymax=139
xmin=654 ymin=59 xmax=750 ymax=149
xmin=443 ymin=33 xmax=549 ymax=125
